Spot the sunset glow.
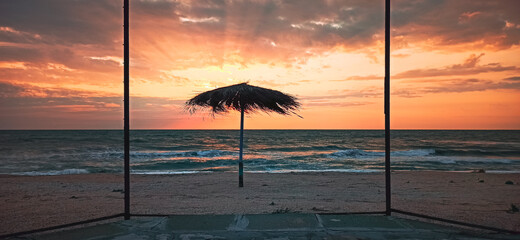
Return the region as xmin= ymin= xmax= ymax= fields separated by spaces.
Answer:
xmin=1 ymin=0 xmax=519 ymax=129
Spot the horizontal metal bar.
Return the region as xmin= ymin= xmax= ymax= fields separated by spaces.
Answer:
xmin=391 ymin=208 xmax=519 ymax=234
xmin=0 ymin=213 xmax=125 ymax=239
xmin=318 ymin=211 xmax=387 ymax=215
xmin=130 ymin=213 xmax=172 ymax=217
xmin=130 ymin=211 xmax=387 ymax=217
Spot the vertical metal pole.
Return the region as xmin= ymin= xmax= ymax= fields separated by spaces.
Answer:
xmin=384 ymin=0 xmax=391 ymax=216
xmin=123 ymin=0 xmax=130 ymax=220
xmin=238 ymin=107 xmax=244 ymax=187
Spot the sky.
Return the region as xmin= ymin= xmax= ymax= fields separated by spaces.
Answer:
xmin=0 ymin=0 xmax=519 ymax=130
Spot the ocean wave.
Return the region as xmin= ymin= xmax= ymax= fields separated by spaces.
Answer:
xmin=3 ymin=130 xmax=519 ymax=175
xmin=328 ymin=149 xmax=435 ymax=158
xmin=434 ymin=149 xmax=520 ymax=157
xmin=393 ymin=149 xmax=436 ymax=156
xmin=392 ymin=157 xmax=514 ymax=164
xmin=441 ymin=158 xmax=512 ymax=164
xmin=131 ymin=150 xmax=234 ymax=158
xmin=132 ymin=159 xmax=236 ymax=170
xmin=131 ymin=170 xmax=206 ymax=175
xmin=1 ymin=149 xmax=235 ymax=162
xmin=248 ymin=169 xmax=382 ymax=173
xmin=329 ymin=148 xmax=520 ymax=159
xmin=132 ymin=169 xmax=383 ymax=174
xmin=328 ymin=149 xmax=383 ymax=158
xmin=438 ymin=159 xmax=456 ymax=164
xmin=259 ymin=145 xmax=344 ymax=152
xmin=11 ymin=168 xmax=90 ymax=176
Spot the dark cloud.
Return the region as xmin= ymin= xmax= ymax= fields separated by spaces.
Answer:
xmin=0 ymin=0 xmax=121 ymax=46
xmin=1 ymin=0 xmax=519 ymax=70
xmin=127 ymin=0 xmax=387 ymax=68
xmin=392 ymin=0 xmax=520 ymax=49
xmin=504 ymin=76 xmax=520 ymax=81
xmin=0 ymin=81 xmax=25 ymax=98
xmin=126 ymin=0 xmax=520 ymax=68
xmin=132 ymin=0 xmax=179 ymax=17
xmin=0 ymin=46 xmax=43 ymax=62
xmin=0 ymin=0 xmax=122 ymax=75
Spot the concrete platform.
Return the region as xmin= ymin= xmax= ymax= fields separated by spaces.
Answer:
xmin=11 ymin=214 xmax=517 ymax=240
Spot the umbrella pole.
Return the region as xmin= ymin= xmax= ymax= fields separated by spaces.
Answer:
xmin=384 ymin=0 xmax=391 ymax=216
xmin=123 ymin=0 xmax=130 ymax=220
xmin=239 ymin=107 xmax=244 ymax=187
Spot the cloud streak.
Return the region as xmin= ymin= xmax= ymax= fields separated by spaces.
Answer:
xmin=393 ymin=54 xmax=518 ymax=79
xmin=336 ymin=53 xmax=518 ymax=82
xmin=394 ymin=78 xmax=520 ymax=98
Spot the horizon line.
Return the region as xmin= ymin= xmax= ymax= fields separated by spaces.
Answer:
xmin=1 ymin=128 xmax=519 ymax=131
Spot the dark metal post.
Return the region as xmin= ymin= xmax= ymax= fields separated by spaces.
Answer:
xmin=123 ymin=0 xmax=130 ymax=220
xmin=384 ymin=0 xmax=391 ymax=216
xmin=238 ymin=107 xmax=244 ymax=187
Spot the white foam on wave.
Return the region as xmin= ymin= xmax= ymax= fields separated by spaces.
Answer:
xmin=12 ymin=168 xmax=90 ymax=176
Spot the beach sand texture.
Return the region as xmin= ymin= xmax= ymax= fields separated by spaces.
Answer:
xmin=1 ymin=171 xmax=519 ymax=235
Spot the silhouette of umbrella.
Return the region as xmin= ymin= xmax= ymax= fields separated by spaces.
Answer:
xmin=186 ymin=82 xmax=301 ymax=187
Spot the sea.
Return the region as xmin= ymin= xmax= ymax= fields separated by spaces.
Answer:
xmin=0 ymin=130 xmax=519 ymax=176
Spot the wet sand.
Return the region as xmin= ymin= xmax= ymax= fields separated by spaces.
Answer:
xmin=1 ymin=171 xmax=519 ymax=235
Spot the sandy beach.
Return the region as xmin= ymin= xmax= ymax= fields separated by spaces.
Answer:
xmin=1 ymin=171 xmax=519 ymax=235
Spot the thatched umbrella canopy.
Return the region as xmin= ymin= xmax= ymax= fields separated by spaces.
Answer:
xmin=186 ymin=82 xmax=301 ymax=187
xmin=186 ymin=82 xmax=300 ymax=116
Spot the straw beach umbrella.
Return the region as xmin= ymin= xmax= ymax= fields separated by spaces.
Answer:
xmin=186 ymin=82 xmax=301 ymax=187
